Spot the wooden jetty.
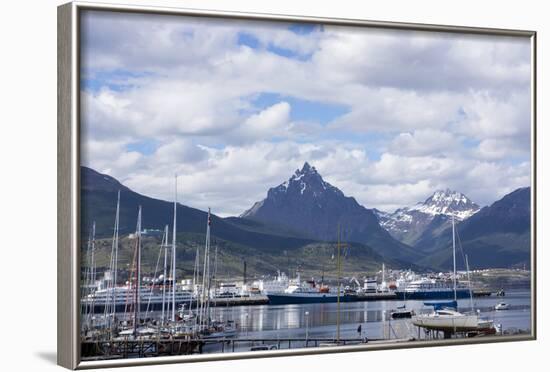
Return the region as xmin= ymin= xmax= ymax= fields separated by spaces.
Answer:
xmin=201 ymin=337 xmax=383 ymax=352
xmin=81 ymin=337 xmax=203 ymax=360
xmin=81 ymin=336 xmax=387 ymax=360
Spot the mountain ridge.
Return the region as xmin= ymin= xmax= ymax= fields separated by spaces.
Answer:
xmin=241 ymin=162 xmax=420 ymax=262
xmin=81 ymin=165 xmax=531 ymax=272
xmin=416 ymin=187 xmax=531 ymax=269
xmin=81 ymin=166 xmax=411 ymax=277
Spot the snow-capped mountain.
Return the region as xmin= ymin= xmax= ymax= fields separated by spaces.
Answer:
xmin=375 ymin=189 xmax=480 ymax=246
xmin=417 ymin=187 xmax=531 ymax=269
xmin=409 ymin=189 xmax=480 ymax=220
xmin=241 ymin=162 xmax=344 ymax=218
xmin=241 ymin=162 xmax=420 ymax=261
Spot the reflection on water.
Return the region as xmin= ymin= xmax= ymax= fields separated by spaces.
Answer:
xmin=130 ymin=290 xmax=530 ymax=342
xmin=208 ymin=290 xmax=531 ymax=340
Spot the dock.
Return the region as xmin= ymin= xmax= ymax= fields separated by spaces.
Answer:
xmin=354 ymin=292 xmax=398 ymax=301
xmin=83 ymin=295 xmax=269 ymax=313
xmin=81 ymin=336 xmax=387 ymax=360
xmin=81 ymin=338 xmax=203 ymax=359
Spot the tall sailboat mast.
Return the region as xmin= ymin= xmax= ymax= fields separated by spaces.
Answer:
xmin=112 ymin=191 xmax=120 ymax=324
xmin=382 ymin=262 xmax=386 ymax=289
xmin=465 ymin=254 xmax=474 ymax=312
xmin=161 ymin=225 xmax=169 ymax=323
xmin=192 ymin=233 xmax=201 ymax=327
xmin=91 ymin=221 xmax=96 ymax=300
xmin=452 ymin=216 xmax=457 ymax=302
xmin=199 ymin=209 xmax=212 ymax=328
xmin=86 ymin=222 xmax=96 ymax=328
xmin=171 ymin=175 xmax=177 ymax=322
xmin=133 ymin=206 xmax=142 ymax=336
xmin=336 ymin=224 xmax=341 ymax=343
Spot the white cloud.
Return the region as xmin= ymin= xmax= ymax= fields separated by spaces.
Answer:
xmin=228 ymin=102 xmax=292 ymax=144
xmin=475 ymin=138 xmax=530 ymax=161
xmin=388 ymin=129 xmax=459 ymax=157
xmin=79 ymin=11 xmax=532 ymax=216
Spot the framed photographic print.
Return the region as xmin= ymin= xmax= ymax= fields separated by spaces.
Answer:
xmin=57 ymin=1 xmax=537 ymax=369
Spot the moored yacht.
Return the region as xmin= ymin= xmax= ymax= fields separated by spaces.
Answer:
xmin=412 ymin=301 xmax=479 ymax=331
xmin=411 ymin=217 xmax=494 ymax=335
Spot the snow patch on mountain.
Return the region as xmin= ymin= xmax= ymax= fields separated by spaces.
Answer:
xmin=374 ymin=189 xmax=480 ymax=246
xmin=407 ymin=189 xmax=480 ymax=220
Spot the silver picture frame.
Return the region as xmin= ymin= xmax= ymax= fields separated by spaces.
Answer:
xmin=57 ymin=1 xmax=537 ymax=369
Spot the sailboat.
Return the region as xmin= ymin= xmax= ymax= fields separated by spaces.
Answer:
xmin=81 ymin=221 xmax=97 ymax=336
xmin=411 ymin=217 xmax=480 ymax=334
xmin=194 ymin=209 xmax=236 ymax=338
xmin=118 ymin=206 xmax=146 ymax=338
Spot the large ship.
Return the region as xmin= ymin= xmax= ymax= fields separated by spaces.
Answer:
xmin=266 ymin=276 xmax=356 ymax=305
xmin=394 ymin=278 xmax=471 ymax=300
xmin=81 ymin=284 xmax=195 ymax=313
xmin=254 ymin=271 xmax=290 ymax=295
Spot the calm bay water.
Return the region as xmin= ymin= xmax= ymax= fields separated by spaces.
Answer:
xmin=209 ymin=289 xmax=531 ymax=341
xmin=102 ymin=289 xmax=531 ymax=354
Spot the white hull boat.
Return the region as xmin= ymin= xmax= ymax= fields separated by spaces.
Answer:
xmin=412 ymin=309 xmax=479 ymax=332
xmin=495 ymin=302 xmax=510 ymax=311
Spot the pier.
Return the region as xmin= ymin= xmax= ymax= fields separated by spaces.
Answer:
xmin=354 ymin=292 xmax=398 ymax=301
xmin=81 ymin=338 xmax=202 ymax=360
xmin=81 ymin=336 xmax=389 ymax=360
xmin=83 ymin=295 xmax=269 ymax=314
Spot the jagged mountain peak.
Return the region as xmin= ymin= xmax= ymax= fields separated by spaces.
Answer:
xmin=240 ymin=163 xmax=418 ymax=261
xmin=425 ymin=189 xmax=469 ymax=204
xmin=297 ymin=161 xmax=314 ymax=174
xmin=411 ymin=189 xmax=480 ymax=220
xmin=267 ymin=162 xmax=342 ymax=199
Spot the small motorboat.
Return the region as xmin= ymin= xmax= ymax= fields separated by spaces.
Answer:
xmin=495 ymin=302 xmax=510 ymax=310
xmin=391 ymin=305 xmax=414 ymax=319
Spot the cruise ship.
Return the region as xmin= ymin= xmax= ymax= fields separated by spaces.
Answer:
xmin=394 ymin=278 xmax=471 ymax=300
xmin=254 ymin=271 xmax=290 ymax=295
xmin=81 ymin=285 xmax=195 ymax=313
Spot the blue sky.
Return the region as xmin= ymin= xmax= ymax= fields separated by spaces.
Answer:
xmin=80 ymin=10 xmax=532 ymax=215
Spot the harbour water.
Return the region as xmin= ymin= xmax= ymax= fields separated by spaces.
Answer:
xmin=107 ymin=289 xmax=530 ymax=354
xmin=214 ymin=289 xmax=530 ymax=338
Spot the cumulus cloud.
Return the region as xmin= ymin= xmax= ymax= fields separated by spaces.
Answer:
xmin=388 ymin=129 xmax=459 ymax=157
xmin=80 ymin=10 xmax=532 ymax=216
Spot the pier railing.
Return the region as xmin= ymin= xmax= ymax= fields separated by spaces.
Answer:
xmin=81 ymin=336 xmax=378 ymax=360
